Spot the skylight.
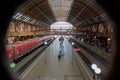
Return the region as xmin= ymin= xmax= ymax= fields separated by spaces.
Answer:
xmin=48 ymin=0 xmax=73 ymax=21
xmin=50 ymin=21 xmax=73 ymax=31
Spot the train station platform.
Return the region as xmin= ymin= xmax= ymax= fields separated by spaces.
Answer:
xmin=17 ymin=38 xmax=87 ymax=80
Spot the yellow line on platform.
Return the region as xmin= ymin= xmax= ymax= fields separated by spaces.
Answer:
xmin=18 ymin=51 xmax=45 ymax=79
xmin=75 ymin=53 xmax=91 ymax=79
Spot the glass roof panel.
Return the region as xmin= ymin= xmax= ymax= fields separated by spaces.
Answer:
xmin=48 ymin=0 xmax=73 ymax=21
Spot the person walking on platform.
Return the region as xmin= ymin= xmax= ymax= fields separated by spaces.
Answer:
xmin=58 ymin=40 xmax=64 ymax=59
xmin=60 ymin=44 xmax=64 ymax=56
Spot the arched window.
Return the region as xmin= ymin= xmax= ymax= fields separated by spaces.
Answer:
xmin=50 ymin=21 xmax=73 ymax=32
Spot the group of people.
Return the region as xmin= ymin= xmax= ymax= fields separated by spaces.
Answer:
xmin=58 ymin=36 xmax=64 ymax=59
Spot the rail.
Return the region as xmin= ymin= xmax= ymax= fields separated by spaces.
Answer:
xmin=16 ymin=38 xmax=55 ymax=77
xmin=69 ymin=38 xmax=105 ymax=79
xmin=69 ymin=38 xmax=107 ymax=66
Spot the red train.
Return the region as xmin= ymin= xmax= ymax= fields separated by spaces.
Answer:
xmin=6 ymin=36 xmax=53 ymax=63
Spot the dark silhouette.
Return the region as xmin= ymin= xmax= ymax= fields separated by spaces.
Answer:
xmin=0 ymin=0 xmax=119 ymax=80
xmin=95 ymin=0 xmax=120 ymax=80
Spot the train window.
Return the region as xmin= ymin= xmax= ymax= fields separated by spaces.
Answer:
xmin=27 ymin=45 xmax=30 ymax=50
xmin=15 ymin=49 xmax=19 ymax=55
xmin=25 ymin=45 xmax=27 ymax=50
xmin=30 ymin=44 xmax=32 ymax=48
xmin=32 ymin=43 xmax=34 ymax=47
xmin=31 ymin=43 xmax=34 ymax=47
xmin=19 ymin=47 xmax=23 ymax=54
xmin=21 ymin=47 xmax=24 ymax=53
xmin=8 ymin=51 xmax=13 ymax=58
